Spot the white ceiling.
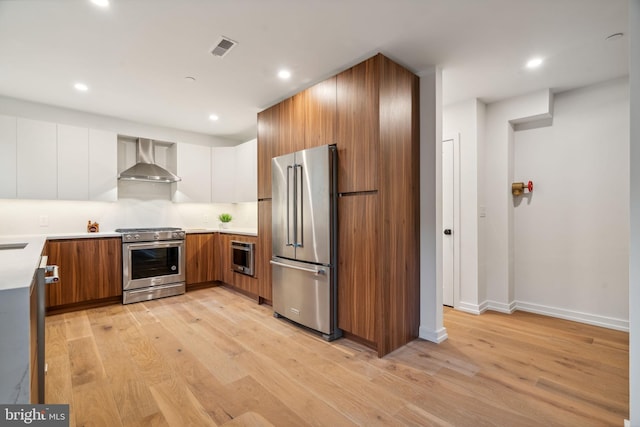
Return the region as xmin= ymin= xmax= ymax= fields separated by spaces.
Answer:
xmin=0 ymin=0 xmax=629 ymax=142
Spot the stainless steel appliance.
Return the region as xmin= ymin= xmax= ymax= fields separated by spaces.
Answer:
xmin=231 ymin=240 xmax=255 ymax=277
xmin=271 ymin=144 xmax=340 ymax=340
xmin=116 ymin=227 xmax=186 ymax=304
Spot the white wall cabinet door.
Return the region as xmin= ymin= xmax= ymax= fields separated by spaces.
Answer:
xmin=57 ymin=124 xmax=89 ymax=200
xmin=16 ymin=118 xmax=57 ymax=200
xmin=0 ymin=115 xmax=17 ymax=199
xmin=89 ymin=129 xmax=117 ymax=201
xmin=172 ymin=143 xmax=211 ymax=203
xmin=211 ymin=146 xmax=236 ymax=202
xmin=234 ymin=138 xmax=257 ymax=202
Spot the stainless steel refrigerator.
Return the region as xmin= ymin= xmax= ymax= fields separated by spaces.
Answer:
xmin=271 ymin=144 xmax=341 ymax=340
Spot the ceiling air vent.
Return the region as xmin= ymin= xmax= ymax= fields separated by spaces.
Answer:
xmin=210 ymin=36 xmax=237 ymax=58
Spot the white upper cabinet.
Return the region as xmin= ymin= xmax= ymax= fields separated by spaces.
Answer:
xmin=88 ymin=129 xmax=117 ymax=201
xmin=211 ymin=146 xmax=236 ymax=203
xmin=0 ymin=115 xmax=17 ymax=199
xmin=172 ymin=143 xmax=212 ymax=203
xmin=234 ymin=138 xmax=257 ymax=202
xmin=57 ymin=124 xmax=89 ymax=200
xmin=16 ymin=118 xmax=57 ymax=200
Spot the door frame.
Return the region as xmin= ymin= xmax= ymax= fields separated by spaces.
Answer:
xmin=442 ymin=134 xmax=461 ymax=309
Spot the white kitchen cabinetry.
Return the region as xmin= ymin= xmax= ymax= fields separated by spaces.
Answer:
xmin=235 ymin=138 xmax=257 ymax=202
xmin=172 ymin=143 xmax=212 ymax=203
xmin=57 ymin=124 xmax=89 ymax=200
xmin=89 ymin=129 xmax=117 ymax=201
xmin=17 ymin=118 xmax=57 ymax=200
xmin=211 ymin=146 xmax=236 ymax=202
xmin=0 ymin=115 xmax=17 ymax=198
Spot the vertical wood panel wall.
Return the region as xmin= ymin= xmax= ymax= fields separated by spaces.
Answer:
xmin=256 ymin=53 xmax=420 ymax=357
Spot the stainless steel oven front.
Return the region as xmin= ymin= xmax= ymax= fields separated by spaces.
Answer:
xmin=231 ymin=240 xmax=255 ymax=277
xmin=122 ymin=239 xmax=185 ymax=304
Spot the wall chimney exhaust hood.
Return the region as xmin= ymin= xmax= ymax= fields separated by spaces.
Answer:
xmin=118 ymin=138 xmax=181 ymax=183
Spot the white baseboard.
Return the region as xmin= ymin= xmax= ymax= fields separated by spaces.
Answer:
xmin=486 ymin=300 xmax=516 ymax=314
xmin=623 ymin=419 xmax=629 ymax=427
xmin=456 ymin=300 xmax=488 ymax=315
xmin=419 ymin=326 xmax=448 ymax=343
xmin=514 ymin=301 xmax=629 ymax=332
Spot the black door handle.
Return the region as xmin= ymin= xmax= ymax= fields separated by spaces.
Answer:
xmin=444 ymin=229 xmax=452 ymax=235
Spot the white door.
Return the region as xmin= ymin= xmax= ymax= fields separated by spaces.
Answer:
xmin=442 ymin=138 xmax=455 ymax=306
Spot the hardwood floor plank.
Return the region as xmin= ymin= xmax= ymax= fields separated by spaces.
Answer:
xmin=45 ymin=287 xmax=629 ymax=426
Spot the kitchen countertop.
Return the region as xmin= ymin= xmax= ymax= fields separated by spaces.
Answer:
xmin=0 ymin=235 xmax=47 ymax=291
xmin=185 ymin=227 xmax=257 ymax=237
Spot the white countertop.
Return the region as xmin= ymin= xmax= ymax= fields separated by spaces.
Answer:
xmin=185 ymin=227 xmax=258 ymax=237
xmin=0 ymin=235 xmax=47 ymax=291
xmin=0 ymin=227 xmax=257 ymax=292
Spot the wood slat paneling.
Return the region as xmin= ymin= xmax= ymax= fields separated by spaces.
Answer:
xmin=304 ymin=77 xmax=337 ymax=149
xmin=257 ymin=200 xmax=272 ymax=302
xmin=337 ymin=193 xmax=378 ymax=344
xmin=376 ymin=56 xmax=421 ymax=356
xmin=185 ymin=233 xmax=217 ymax=287
xmin=46 ymin=238 xmax=122 ymax=308
xmin=336 ymin=56 xmax=379 ymax=193
xmin=257 ymin=104 xmax=279 ymax=199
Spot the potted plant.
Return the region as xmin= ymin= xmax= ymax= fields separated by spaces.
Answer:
xmin=218 ymin=213 xmax=232 ymax=229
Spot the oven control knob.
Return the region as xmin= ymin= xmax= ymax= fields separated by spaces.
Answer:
xmin=134 ymin=234 xmax=140 ymax=240
xmin=179 ymin=231 xmax=185 ymax=238
xmin=172 ymin=232 xmax=177 ymax=238
xmin=154 ymin=233 xmax=160 ymax=240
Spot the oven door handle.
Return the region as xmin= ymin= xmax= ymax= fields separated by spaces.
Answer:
xmin=124 ymin=240 xmax=184 ymax=249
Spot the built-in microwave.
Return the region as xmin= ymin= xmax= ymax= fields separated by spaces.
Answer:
xmin=231 ymin=240 xmax=255 ymax=277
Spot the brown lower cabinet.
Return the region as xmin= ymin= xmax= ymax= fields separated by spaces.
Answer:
xmin=186 ymin=232 xmax=262 ymax=300
xmin=257 ymin=200 xmax=272 ymax=302
xmin=45 ymin=237 xmax=122 ymax=311
xmin=185 ymin=233 xmax=218 ymax=287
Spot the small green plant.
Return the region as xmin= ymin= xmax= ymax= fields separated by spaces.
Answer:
xmin=218 ymin=213 xmax=232 ymax=223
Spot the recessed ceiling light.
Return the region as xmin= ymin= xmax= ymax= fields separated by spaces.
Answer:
xmin=184 ymin=76 xmax=196 ymax=83
xmin=90 ymin=0 xmax=109 ymax=7
xmin=74 ymin=82 xmax=89 ymax=92
xmin=278 ymin=69 xmax=291 ymax=80
xmin=91 ymin=0 xmax=109 ymax=7
xmin=209 ymin=114 xmax=219 ymax=121
xmin=526 ymin=57 xmax=543 ymax=69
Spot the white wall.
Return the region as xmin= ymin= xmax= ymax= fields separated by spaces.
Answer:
xmin=483 ymin=89 xmax=552 ymax=312
xmin=629 ymin=0 xmax=639 ymax=423
xmin=513 ymin=78 xmax=629 ymax=330
xmin=443 ymin=99 xmax=485 ymax=313
xmin=0 ymin=198 xmax=257 ymax=235
xmin=419 ymin=67 xmax=447 ymax=343
xmin=0 ymin=95 xmax=258 ymax=235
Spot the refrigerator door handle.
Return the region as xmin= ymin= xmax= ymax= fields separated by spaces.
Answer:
xmin=286 ymin=165 xmax=294 ymax=247
xmin=295 ymin=164 xmax=303 ymax=248
xmin=270 ymin=260 xmax=325 ymax=275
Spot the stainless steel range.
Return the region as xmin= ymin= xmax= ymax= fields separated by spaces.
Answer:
xmin=115 ymin=227 xmax=186 ymax=304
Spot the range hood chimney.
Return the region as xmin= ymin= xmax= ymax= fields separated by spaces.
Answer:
xmin=118 ymin=138 xmax=181 ymax=183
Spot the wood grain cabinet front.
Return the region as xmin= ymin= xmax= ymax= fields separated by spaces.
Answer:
xmin=257 ymin=200 xmax=272 ymax=302
xmin=185 ymin=233 xmax=218 ymax=287
xmin=45 ymin=238 xmax=122 ymax=310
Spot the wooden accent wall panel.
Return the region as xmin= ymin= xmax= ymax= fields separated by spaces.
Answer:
xmin=376 ymin=57 xmax=421 ymax=356
xmin=185 ymin=233 xmax=218 ymax=286
xmin=257 ymin=200 xmax=272 ymax=301
xmin=338 ymin=194 xmax=378 ymax=343
xmin=45 ymin=238 xmax=122 ymax=308
xmin=336 ymin=56 xmax=379 ymax=193
xmin=257 ymin=104 xmax=279 ymax=199
xmin=277 ymin=94 xmax=305 ymax=157
xmin=304 ymin=77 xmax=337 ymax=149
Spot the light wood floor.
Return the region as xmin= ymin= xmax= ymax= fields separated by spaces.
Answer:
xmin=45 ymin=286 xmax=629 ymax=426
